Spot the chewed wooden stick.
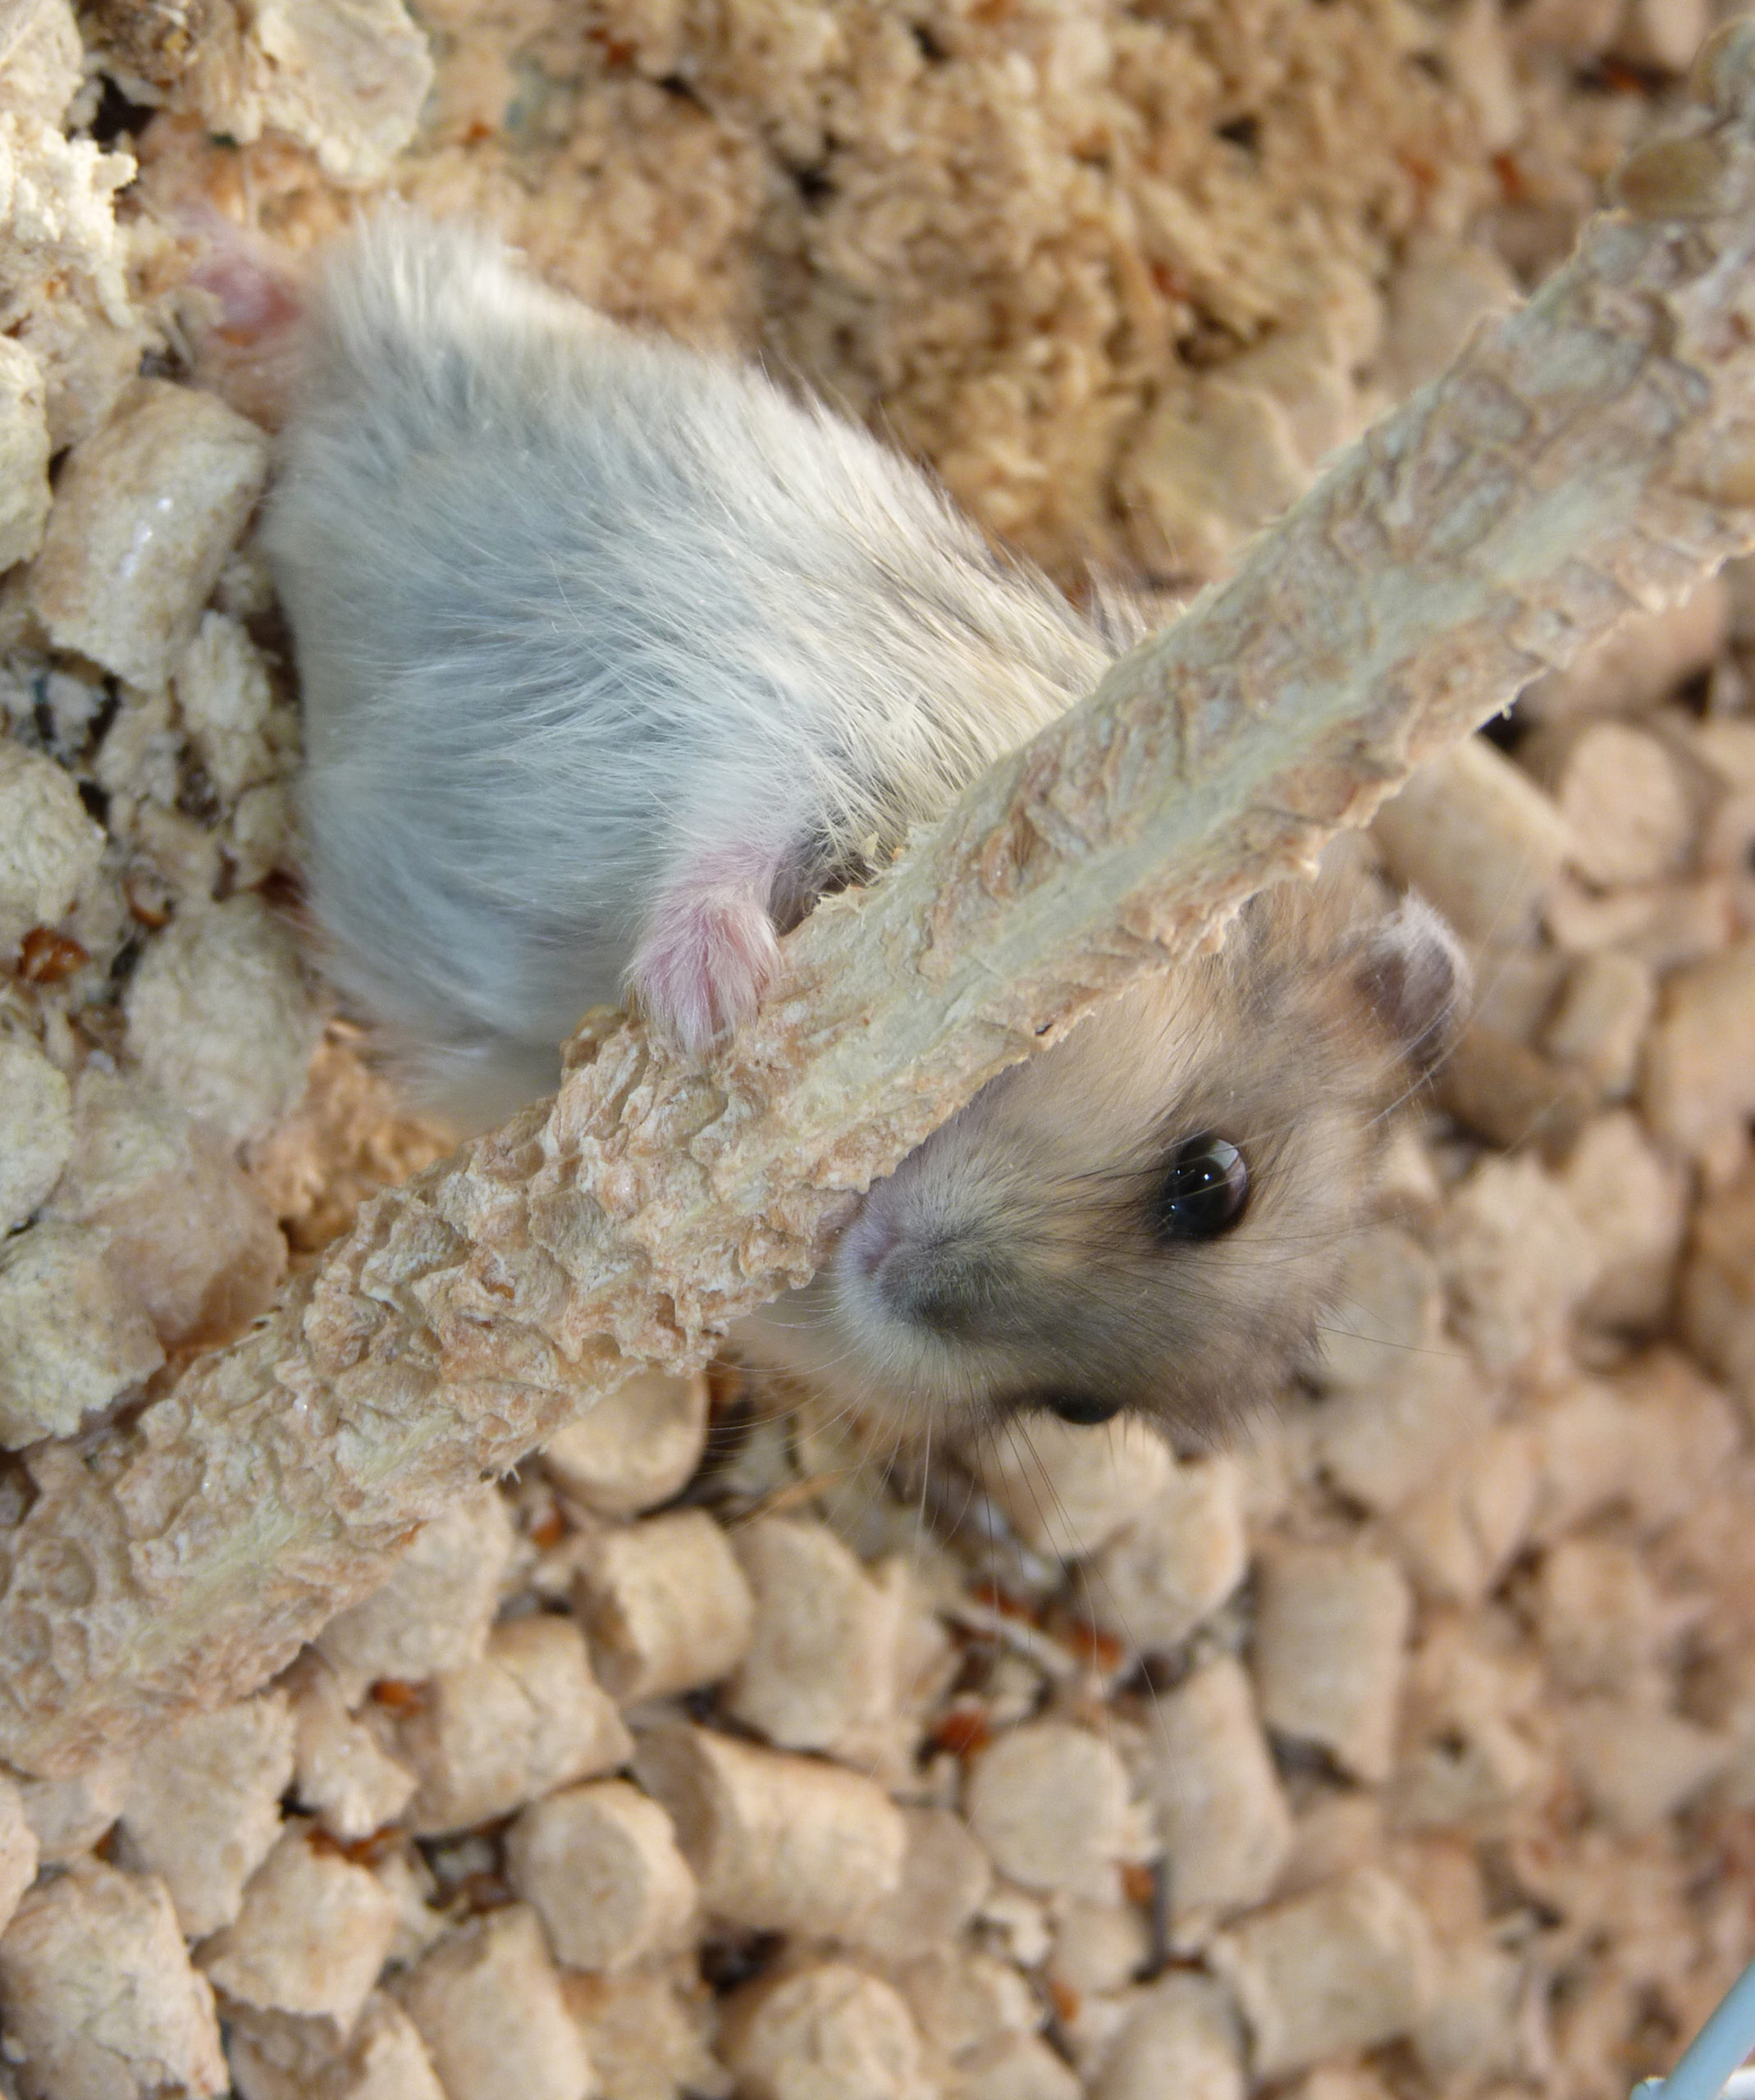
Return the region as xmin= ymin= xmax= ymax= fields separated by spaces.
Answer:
xmin=9 ymin=30 xmax=1755 ymax=1779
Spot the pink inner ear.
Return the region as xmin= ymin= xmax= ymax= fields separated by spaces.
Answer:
xmin=628 ymin=847 xmax=787 ymax=1052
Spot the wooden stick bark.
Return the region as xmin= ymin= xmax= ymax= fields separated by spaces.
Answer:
xmin=8 ymin=31 xmax=1755 ymax=1778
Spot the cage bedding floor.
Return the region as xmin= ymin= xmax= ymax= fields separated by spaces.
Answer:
xmin=2 ymin=0 xmax=1755 ymax=2095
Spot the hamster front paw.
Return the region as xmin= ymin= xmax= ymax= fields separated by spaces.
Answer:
xmin=626 ymin=847 xmax=786 ymax=1052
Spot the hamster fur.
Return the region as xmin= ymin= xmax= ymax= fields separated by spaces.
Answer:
xmin=266 ymin=211 xmax=1467 ymax=1444
xmin=266 ymin=212 xmax=1114 ymax=1127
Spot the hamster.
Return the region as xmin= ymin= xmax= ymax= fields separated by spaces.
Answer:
xmin=263 ymin=210 xmax=1467 ymax=1444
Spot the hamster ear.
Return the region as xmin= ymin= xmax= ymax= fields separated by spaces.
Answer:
xmin=1084 ymin=576 xmax=1157 ymax=653
xmin=1353 ymin=895 xmax=1472 ymax=1071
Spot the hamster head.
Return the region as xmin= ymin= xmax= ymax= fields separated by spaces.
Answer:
xmin=738 ymin=875 xmax=1467 ymax=1447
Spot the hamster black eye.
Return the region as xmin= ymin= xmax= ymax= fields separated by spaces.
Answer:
xmin=1149 ymin=1134 xmax=1250 ymax=1243
xmin=1040 ymin=1390 xmax=1124 ymax=1427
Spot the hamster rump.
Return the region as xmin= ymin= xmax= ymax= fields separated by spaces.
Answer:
xmin=737 ymin=874 xmax=1469 ymax=1446
xmin=264 ymin=209 xmax=1113 ymax=1121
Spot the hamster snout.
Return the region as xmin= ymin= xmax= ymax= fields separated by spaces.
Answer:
xmin=263 ymin=209 xmax=1468 ymax=1445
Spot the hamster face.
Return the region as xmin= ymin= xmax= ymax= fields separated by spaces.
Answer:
xmin=737 ymin=879 xmax=1466 ymax=1446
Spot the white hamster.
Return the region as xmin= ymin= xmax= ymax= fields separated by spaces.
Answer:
xmin=264 ymin=211 xmax=1466 ymax=1442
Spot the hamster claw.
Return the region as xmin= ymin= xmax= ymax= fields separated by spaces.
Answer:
xmin=627 ymin=850 xmax=785 ymax=1052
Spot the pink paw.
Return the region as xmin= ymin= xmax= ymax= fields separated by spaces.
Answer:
xmin=190 ymin=245 xmax=304 ymax=346
xmin=174 ymin=209 xmax=308 ymax=426
xmin=628 ymin=852 xmax=784 ymax=1052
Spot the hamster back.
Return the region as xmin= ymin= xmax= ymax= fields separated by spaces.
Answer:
xmin=266 ymin=211 xmax=1112 ymax=1128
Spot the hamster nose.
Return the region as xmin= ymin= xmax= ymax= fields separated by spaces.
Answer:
xmin=843 ymin=1205 xmax=903 ymax=1281
xmin=875 ymin=1239 xmax=1005 ymax=1341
